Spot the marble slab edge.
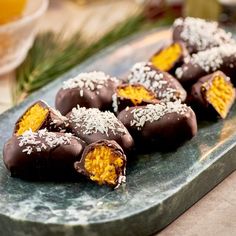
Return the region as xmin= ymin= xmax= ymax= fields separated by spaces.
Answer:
xmin=0 ymin=144 xmax=235 ymax=236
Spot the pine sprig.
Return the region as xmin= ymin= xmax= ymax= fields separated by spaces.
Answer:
xmin=13 ymin=14 xmax=173 ymax=103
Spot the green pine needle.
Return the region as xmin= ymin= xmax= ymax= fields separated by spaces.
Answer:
xmin=13 ymin=14 xmax=173 ymax=103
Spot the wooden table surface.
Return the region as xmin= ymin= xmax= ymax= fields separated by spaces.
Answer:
xmin=0 ymin=1 xmax=236 ymax=235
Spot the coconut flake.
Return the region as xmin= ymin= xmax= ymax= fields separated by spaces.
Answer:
xmin=173 ymin=17 xmax=234 ymax=51
xmin=62 ymin=71 xmax=117 ymax=92
xmin=128 ymin=62 xmax=178 ymax=101
xmin=69 ymin=106 xmax=127 ymax=136
xmin=192 ymin=44 xmax=236 ymax=71
xmin=18 ymin=129 xmax=73 ymax=155
xmin=130 ymin=100 xmax=188 ymax=128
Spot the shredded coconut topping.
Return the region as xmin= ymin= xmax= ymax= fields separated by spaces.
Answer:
xmin=173 ymin=17 xmax=234 ymax=51
xmin=69 ymin=106 xmax=127 ymax=136
xmin=176 ymin=44 xmax=236 ymax=78
xmin=128 ymin=62 xmax=178 ymax=101
xmin=62 ymin=71 xmax=117 ymax=93
xmin=112 ymin=93 xmax=118 ymax=113
xmin=130 ymin=100 xmax=188 ymax=128
xmin=50 ymin=108 xmax=69 ymax=126
xmin=18 ymin=129 xmax=72 ymax=155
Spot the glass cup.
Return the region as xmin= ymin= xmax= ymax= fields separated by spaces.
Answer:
xmin=0 ymin=0 xmax=48 ymax=75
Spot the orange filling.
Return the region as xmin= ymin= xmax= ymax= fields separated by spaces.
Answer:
xmin=203 ymin=75 xmax=235 ymax=119
xmin=16 ymin=103 xmax=49 ymax=136
xmin=150 ymin=43 xmax=182 ymax=71
xmin=117 ymin=85 xmax=155 ymax=106
xmin=84 ymin=145 xmax=124 ymax=186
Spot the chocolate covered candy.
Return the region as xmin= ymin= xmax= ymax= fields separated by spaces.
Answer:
xmin=117 ymin=101 xmax=197 ymax=150
xmin=175 ymin=44 xmax=236 ymax=87
xmin=74 ymin=140 xmax=126 ymax=189
xmin=67 ymin=106 xmax=134 ymax=151
xmin=190 ymin=71 xmax=235 ymax=119
xmin=14 ymin=100 xmax=69 ymax=136
xmin=55 ymin=71 xmax=120 ymax=115
xmin=3 ymin=129 xmax=85 ymax=180
xmin=150 ymin=42 xmax=188 ymax=73
xmin=173 ymin=17 xmax=234 ymax=54
xmin=128 ymin=62 xmax=187 ymax=102
xmin=112 ymin=84 xmax=159 ymax=113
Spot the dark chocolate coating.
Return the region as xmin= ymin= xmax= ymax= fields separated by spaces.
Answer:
xmin=117 ymin=105 xmax=197 ymax=151
xmin=14 ymin=100 xmax=69 ymax=135
xmin=66 ymin=111 xmax=134 ymax=152
xmin=173 ymin=24 xmax=197 ymax=54
xmin=55 ymin=79 xmax=120 ymax=116
xmin=150 ymin=66 xmax=187 ymax=102
xmin=175 ymin=62 xmax=206 ymax=88
xmin=127 ymin=62 xmax=187 ymax=103
xmin=3 ymin=132 xmax=85 ymax=180
xmin=190 ymin=71 xmax=235 ymax=119
xmin=150 ymin=41 xmax=189 ymax=74
xmin=74 ymin=139 xmax=126 ymax=188
xmin=176 ymin=52 xmax=236 ymax=88
xmin=115 ymin=84 xmax=159 ymax=113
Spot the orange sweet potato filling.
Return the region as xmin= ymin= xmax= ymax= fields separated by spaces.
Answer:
xmin=203 ymin=75 xmax=235 ymax=119
xmin=117 ymin=85 xmax=155 ymax=106
xmin=16 ymin=103 xmax=49 ymax=136
xmin=151 ymin=43 xmax=182 ymax=71
xmin=84 ymin=145 xmax=124 ymax=186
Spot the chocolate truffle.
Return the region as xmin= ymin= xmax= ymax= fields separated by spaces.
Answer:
xmin=67 ymin=106 xmax=134 ymax=151
xmin=150 ymin=42 xmax=188 ymax=73
xmin=3 ymin=129 xmax=85 ymax=180
xmin=190 ymin=71 xmax=235 ymax=119
xmin=175 ymin=44 xmax=236 ymax=87
xmin=55 ymin=71 xmax=120 ymax=115
xmin=14 ymin=100 xmax=69 ymax=136
xmin=128 ymin=62 xmax=187 ymax=102
xmin=112 ymin=84 xmax=159 ymax=113
xmin=74 ymin=140 xmax=126 ymax=189
xmin=117 ymin=101 xmax=197 ymax=151
xmin=173 ymin=17 xmax=234 ymax=54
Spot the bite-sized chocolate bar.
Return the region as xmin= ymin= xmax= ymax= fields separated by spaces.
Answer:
xmin=175 ymin=44 xmax=236 ymax=87
xmin=173 ymin=17 xmax=234 ymax=54
xmin=112 ymin=84 xmax=159 ymax=113
xmin=14 ymin=100 xmax=69 ymax=136
xmin=117 ymin=101 xmax=197 ymax=151
xmin=127 ymin=62 xmax=187 ymax=102
xmin=150 ymin=42 xmax=188 ymax=73
xmin=55 ymin=71 xmax=120 ymax=115
xmin=67 ymin=106 xmax=134 ymax=151
xmin=74 ymin=140 xmax=126 ymax=189
xmin=3 ymin=129 xmax=85 ymax=180
xmin=190 ymin=71 xmax=235 ymax=119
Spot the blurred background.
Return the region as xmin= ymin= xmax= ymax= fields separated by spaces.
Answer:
xmin=0 ymin=0 xmax=236 ymax=113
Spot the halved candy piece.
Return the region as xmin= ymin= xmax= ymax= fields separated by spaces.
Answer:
xmin=150 ymin=42 xmax=187 ymax=73
xmin=190 ymin=71 xmax=235 ymax=119
xmin=74 ymin=140 xmax=126 ymax=189
xmin=55 ymin=71 xmax=120 ymax=115
xmin=112 ymin=84 xmax=159 ymax=113
xmin=128 ymin=62 xmax=187 ymax=102
xmin=14 ymin=100 xmax=69 ymax=136
xmin=3 ymin=129 xmax=85 ymax=180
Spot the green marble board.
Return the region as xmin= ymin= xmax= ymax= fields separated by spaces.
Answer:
xmin=1 ymin=29 xmax=236 ymax=236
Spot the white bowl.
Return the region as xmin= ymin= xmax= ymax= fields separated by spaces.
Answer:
xmin=0 ymin=0 xmax=48 ymax=75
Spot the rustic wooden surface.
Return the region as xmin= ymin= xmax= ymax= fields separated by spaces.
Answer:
xmin=0 ymin=1 xmax=236 ymax=235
